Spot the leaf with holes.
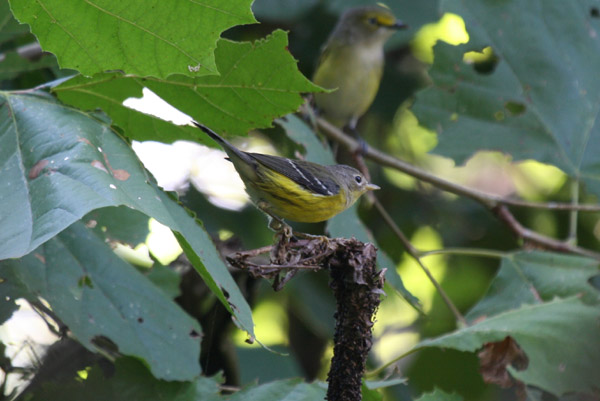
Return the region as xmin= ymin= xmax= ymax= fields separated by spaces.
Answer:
xmin=8 ymin=0 xmax=256 ymax=78
xmin=416 ymin=297 xmax=600 ymax=396
xmin=412 ymin=0 xmax=600 ymax=195
xmin=0 ymin=222 xmax=202 ymax=381
xmin=0 ymin=91 xmax=254 ymax=337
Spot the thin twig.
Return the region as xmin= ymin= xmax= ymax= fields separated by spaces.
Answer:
xmin=567 ymin=180 xmax=579 ymax=245
xmin=494 ymin=205 xmax=600 ymax=260
xmin=419 ymin=247 xmax=509 ymax=259
xmin=316 ymin=117 xmax=600 ymax=259
xmin=370 ymin=194 xmax=467 ymax=327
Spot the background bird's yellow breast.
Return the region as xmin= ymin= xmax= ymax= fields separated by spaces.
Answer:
xmin=313 ymin=44 xmax=384 ymax=126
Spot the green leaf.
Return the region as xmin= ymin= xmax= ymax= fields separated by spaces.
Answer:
xmin=0 ymin=222 xmax=202 ymax=381
xmin=219 ymin=379 xmax=326 ymax=401
xmin=277 ymin=114 xmax=335 ymax=166
xmin=413 ymin=0 xmax=600 ymax=195
xmin=0 ymin=52 xmax=60 ymax=81
xmin=8 ymin=0 xmax=256 ymax=78
xmin=0 ymin=1 xmax=30 ymax=45
xmin=414 ymin=388 xmax=463 ymax=401
xmin=467 ymin=251 xmax=600 ymax=321
xmin=84 ymin=206 xmax=151 ymax=247
xmin=417 ymin=297 xmax=600 ymax=396
xmin=54 ymin=31 xmax=323 ymax=141
xmin=0 ymin=91 xmax=254 ymax=337
xmin=146 ymin=264 xmax=182 ymax=299
xmin=28 ymin=357 xmax=222 ymax=401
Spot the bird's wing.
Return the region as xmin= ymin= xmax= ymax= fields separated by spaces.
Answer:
xmin=249 ymin=153 xmax=340 ymax=197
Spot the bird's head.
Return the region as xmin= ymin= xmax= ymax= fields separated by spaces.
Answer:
xmin=334 ymin=4 xmax=408 ymax=45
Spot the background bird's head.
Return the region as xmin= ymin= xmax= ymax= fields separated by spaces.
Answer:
xmin=332 ymin=4 xmax=408 ymax=46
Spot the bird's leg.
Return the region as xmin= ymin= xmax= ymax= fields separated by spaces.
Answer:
xmin=346 ymin=118 xmax=368 ymax=156
xmin=257 ymin=201 xmax=328 ymax=242
xmin=257 ymin=201 xmax=294 ymax=239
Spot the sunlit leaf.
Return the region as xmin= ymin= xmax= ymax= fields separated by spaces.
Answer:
xmin=8 ymin=0 xmax=256 ymax=78
xmin=413 ymin=0 xmax=600 ymax=196
xmin=54 ymin=31 xmax=323 ymax=142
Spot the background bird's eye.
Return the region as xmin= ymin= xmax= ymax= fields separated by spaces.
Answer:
xmin=368 ymin=17 xmax=378 ymax=25
xmin=355 ymin=175 xmax=363 ymax=183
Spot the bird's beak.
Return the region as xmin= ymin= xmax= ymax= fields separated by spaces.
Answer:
xmin=366 ymin=183 xmax=380 ymax=191
xmin=390 ymin=20 xmax=409 ymax=30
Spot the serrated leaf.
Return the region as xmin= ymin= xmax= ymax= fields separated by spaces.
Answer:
xmin=0 ymin=222 xmax=201 ymax=381
xmin=413 ymin=0 xmax=600 ymax=196
xmin=0 ymin=91 xmax=254 ymax=337
xmin=467 ymin=251 xmax=600 ymax=321
xmin=8 ymin=0 xmax=256 ymax=78
xmin=417 ymin=297 xmax=600 ymax=396
xmin=54 ymin=31 xmax=323 ymax=141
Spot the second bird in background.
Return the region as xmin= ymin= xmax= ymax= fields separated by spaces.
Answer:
xmin=312 ymin=4 xmax=407 ymax=131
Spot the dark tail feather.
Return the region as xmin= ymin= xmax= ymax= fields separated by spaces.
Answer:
xmin=192 ymin=121 xmax=227 ymax=145
xmin=191 ymin=121 xmax=256 ymax=166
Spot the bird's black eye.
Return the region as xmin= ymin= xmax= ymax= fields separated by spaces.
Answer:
xmin=355 ymin=175 xmax=363 ymax=184
xmin=368 ymin=17 xmax=378 ymax=25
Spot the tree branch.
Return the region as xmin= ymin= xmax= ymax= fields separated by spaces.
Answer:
xmin=316 ymin=117 xmax=600 ymax=212
xmin=316 ymin=117 xmax=600 ymax=260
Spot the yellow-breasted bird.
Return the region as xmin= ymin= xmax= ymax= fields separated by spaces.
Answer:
xmin=313 ymin=5 xmax=407 ymax=130
xmin=192 ymin=122 xmax=379 ymax=224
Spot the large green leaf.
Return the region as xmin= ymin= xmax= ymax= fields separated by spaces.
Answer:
xmin=0 ymin=222 xmax=201 ymax=381
xmin=412 ymin=0 xmax=600 ymax=195
xmin=0 ymin=91 xmax=254 ymax=336
xmin=467 ymin=251 xmax=600 ymax=321
xmin=8 ymin=0 xmax=256 ymax=78
xmin=28 ymin=357 xmax=222 ymax=401
xmin=417 ymin=297 xmax=600 ymax=396
xmin=54 ymin=31 xmax=323 ymax=141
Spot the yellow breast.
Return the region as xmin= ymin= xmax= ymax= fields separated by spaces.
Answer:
xmin=247 ymin=168 xmax=348 ymax=223
xmin=313 ymin=44 xmax=384 ymax=127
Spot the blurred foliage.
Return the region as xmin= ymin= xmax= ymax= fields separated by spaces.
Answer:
xmin=1 ymin=1 xmax=600 ymax=401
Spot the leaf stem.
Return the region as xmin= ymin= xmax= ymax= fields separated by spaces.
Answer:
xmin=567 ymin=179 xmax=579 ymax=245
xmin=419 ymin=247 xmax=509 ymax=259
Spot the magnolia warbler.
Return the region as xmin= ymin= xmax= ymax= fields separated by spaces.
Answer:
xmin=313 ymin=5 xmax=407 ymax=129
xmin=192 ymin=122 xmax=379 ymax=223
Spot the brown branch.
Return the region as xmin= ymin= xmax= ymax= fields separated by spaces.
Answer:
xmin=371 ymin=195 xmax=467 ymax=326
xmin=494 ymin=205 xmax=600 ymax=260
xmin=316 ymin=116 xmax=600 ymax=212
xmin=316 ymin=117 xmax=600 ymax=259
xmin=227 ymin=235 xmax=383 ymax=401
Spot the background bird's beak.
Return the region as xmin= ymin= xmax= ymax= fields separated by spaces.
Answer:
xmin=366 ymin=183 xmax=380 ymax=191
xmin=390 ymin=20 xmax=409 ymax=30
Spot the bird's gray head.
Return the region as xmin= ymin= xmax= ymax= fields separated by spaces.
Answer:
xmin=332 ymin=5 xmax=408 ymax=45
xmin=330 ymin=165 xmax=380 ymax=204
